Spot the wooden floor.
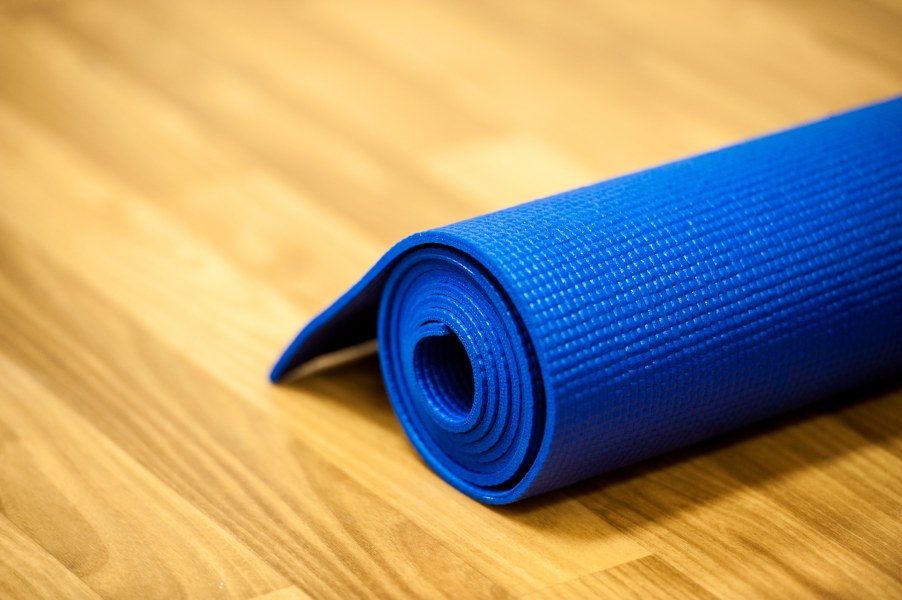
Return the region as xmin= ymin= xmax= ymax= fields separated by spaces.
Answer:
xmin=1 ymin=0 xmax=901 ymax=597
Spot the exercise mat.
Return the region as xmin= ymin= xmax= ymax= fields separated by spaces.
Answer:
xmin=271 ymin=97 xmax=902 ymax=504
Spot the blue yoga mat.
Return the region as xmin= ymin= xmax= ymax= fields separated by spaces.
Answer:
xmin=272 ymin=97 xmax=902 ymax=504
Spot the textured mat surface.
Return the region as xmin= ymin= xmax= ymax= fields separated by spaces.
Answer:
xmin=272 ymin=97 xmax=902 ymax=504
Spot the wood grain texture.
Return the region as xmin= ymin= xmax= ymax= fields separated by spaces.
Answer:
xmin=0 ymin=0 xmax=900 ymax=597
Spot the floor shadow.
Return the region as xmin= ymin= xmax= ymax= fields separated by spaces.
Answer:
xmin=280 ymin=353 xmax=902 ymax=530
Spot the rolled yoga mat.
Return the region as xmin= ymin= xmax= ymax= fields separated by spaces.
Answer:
xmin=271 ymin=97 xmax=902 ymax=504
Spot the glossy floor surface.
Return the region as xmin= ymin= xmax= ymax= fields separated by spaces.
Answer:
xmin=1 ymin=0 xmax=901 ymax=597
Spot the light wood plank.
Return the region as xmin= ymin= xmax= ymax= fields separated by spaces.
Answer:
xmin=252 ymin=587 xmax=317 ymax=600
xmin=0 ymin=357 xmax=289 ymax=599
xmin=525 ymin=556 xmax=715 ymax=600
xmin=0 ymin=516 xmax=102 ymax=600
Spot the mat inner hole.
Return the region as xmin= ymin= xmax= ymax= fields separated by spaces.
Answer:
xmin=414 ymin=331 xmax=475 ymax=420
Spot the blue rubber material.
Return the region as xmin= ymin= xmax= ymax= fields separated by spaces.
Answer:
xmin=271 ymin=97 xmax=902 ymax=504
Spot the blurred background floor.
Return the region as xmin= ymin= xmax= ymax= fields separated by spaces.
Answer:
xmin=1 ymin=0 xmax=901 ymax=598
